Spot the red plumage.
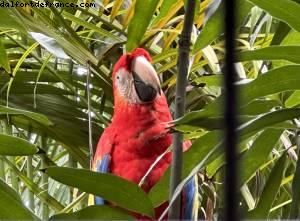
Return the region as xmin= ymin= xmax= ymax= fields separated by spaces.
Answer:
xmin=93 ymin=48 xmax=193 ymax=219
xmin=95 ymin=48 xmax=173 ymax=192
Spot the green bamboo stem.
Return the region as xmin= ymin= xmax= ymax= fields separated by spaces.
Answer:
xmin=3 ymin=119 xmax=19 ymax=191
xmin=168 ymin=0 xmax=196 ymax=219
xmin=8 ymin=156 xmax=18 ymax=191
xmin=27 ymin=156 xmax=34 ymax=211
xmin=60 ymin=193 xmax=87 ymax=213
xmin=0 ymin=158 xmax=5 ymax=180
xmin=0 ymin=121 xmax=5 ymax=180
xmin=27 ymin=128 xmax=35 ymax=211
xmin=41 ymin=135 xmax=49 ymax=220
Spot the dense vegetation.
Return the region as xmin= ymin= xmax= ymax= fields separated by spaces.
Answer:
xmin=1 ymin=0 xmax=300 ymax=219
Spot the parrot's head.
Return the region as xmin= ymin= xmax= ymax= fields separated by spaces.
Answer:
xmin=112 ymin=48 xmax=161 ymax=106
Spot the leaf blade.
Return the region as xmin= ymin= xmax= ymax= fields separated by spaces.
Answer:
xmin=238 ymin=46 xmax=300 ymax=63
xmin=46 ymin=167 xmax=155 ymax=217
xmin=0 ymin=38 xmax=10 ymax=73
xmin=247 ymin=154 xmax=286 ymax=219
xmin=0 ymin=134 xmax=38 ymax=156
xmin=239 ymin=129 xmax=283 ymax=186
xmin=52 ymin=205 xmax=134 ymax=220
xmin=0 ymin=105 xmax=53 ymax=126
xmin=0 ymin=179 xmax=39 ymax=220
xmin=248 ymin=0 xmax=300 ymax=32
xmin=126 ymin=0 xmax=160 ymax=51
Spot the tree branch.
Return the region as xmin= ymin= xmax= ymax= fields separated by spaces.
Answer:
xmin=168 ymin=0 xmax=196 ymax=219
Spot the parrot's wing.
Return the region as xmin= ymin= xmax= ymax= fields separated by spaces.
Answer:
xmin=181 ymin=140 xmax=199 ymax=220
xmin=182 ymin=140 xmax=199 ymax=220
xmin=182 ymin=175 xmax=198 ymax=220
xmin=94 ymin=154 xmax=111 ymax=173
xmin=93 ymin=128 xmax=114 ymax=205
xmin=93 ymin=154 xmax=111 ymax=205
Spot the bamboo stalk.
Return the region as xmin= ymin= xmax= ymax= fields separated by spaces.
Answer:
xmin=27 ymin=128 xmax=34 ymax=211
xmin=0 ymin=158 xmax=5 ymax=180
xmin=41 ymin=135 xmax=49 ymax=220
xmin=26 ymin=156 xmax=34 ymax=210
xmin=67 ymin=59 xmax=78 ymax=206
xmin=168 ymin=0 xmax=196 ymax=219
xmin=0 ymin=122 xmax=5 ymax=180
xmin=8 ymin=156 xmax=19 ymax=191
xmin=86 ymin=61 xmax=94 ymax=169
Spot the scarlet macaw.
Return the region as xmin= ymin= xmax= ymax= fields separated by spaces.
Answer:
xmin=93 ymin=48 xmax=198 ymax=220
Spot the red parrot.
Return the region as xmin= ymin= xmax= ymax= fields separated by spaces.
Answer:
xmin=93 ymin=48 xmax=197 ymax=220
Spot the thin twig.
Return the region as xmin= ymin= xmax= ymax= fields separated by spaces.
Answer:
xmin=139 ymin=146 xmax=172 ymax=187
xmin=86 ymin=61 xmax=94 ymax=169
xmin=168 ymin=0 xmax=196 ymax=219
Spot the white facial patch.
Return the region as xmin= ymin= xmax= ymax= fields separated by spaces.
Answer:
xmin=114 ymin=57 xmax=161 ymax=104
xmin=115 ymin=68 xmax=141 ymax=103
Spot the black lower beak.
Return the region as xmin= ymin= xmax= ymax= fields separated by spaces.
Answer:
xmin=133 ymin=72 xmax=159 ymax=102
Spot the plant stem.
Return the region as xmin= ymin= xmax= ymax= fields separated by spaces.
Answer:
xmin=27 ymin=156 xmax=34 ymax=210
xmin=86 ymin=61 xmax=94 ymax=169
xmin=290 ymin=129 xmax=300 ymax=218
xmin=168 ymin=0 xmax=196 ymax=219
xmin=223 ymin=0 xmax=238 ymax=220
xmin=27 ymin=128 xmax=35 ymax=211
xmin=0 ymin=122 xmax=5 ymax=180
xmin=41 ymin=135 xmax=49 ymax=220
xmin=0 ymin=158 xmax=5 ymax=180
xmin=3 ymin=119 xmax=19 ymax=191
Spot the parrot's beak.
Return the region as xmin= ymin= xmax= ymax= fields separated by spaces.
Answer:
xmin=131 ymin=56 xmax=161 ymax=103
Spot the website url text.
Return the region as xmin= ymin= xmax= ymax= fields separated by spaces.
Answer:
xmin=0 ymin=0 xmax=96 ymax=8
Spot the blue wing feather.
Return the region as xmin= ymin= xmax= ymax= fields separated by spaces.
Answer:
xmin=183 ymin=176 xmax=198 ymax=220
xmin=94 ymin=154 xmax=111 ymax=205
xmin=97 ymin=154 xmax=110 ymax=173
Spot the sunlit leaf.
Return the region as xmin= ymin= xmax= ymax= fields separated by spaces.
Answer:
xmin=0 ymin=105 xmax=53 ymax=126
xmin=150 ymin=108 xmax=300 ymax=206
xmin=30 ymin=32 xmax=70 ymax=59
xmin=239 ymin=129 xmax=283 ymax=186
xmin=177 ymin=65 xmax=300 ymax=125
xmin=51 ymin=205 xmax=134 ymax=220
xmin=247 ymin=153 xmax=286 ymax=219
xmin=0 ymin=8 xmax=27 ymax=32
xmin=0 ymin=179 xmax=39 ymax=220
xmin=46 ymin=167 xmax=155 ymax=218
xmin=126 ymin=0 xmax=160 ymax=51
xmin=0 ymin=38 xmax=10 ymax=73
xmin=248 ymin=0 xmax=300 ymax=32
xmin=193 ymin=0 xmax=252 ymax=52
xmin=238 ymin=46 xmax=300 ymax=63
xmin=285 ymin=90 xmax=300 ymax=108
xmin=0 ymin=134 xmax=38 ymax=156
